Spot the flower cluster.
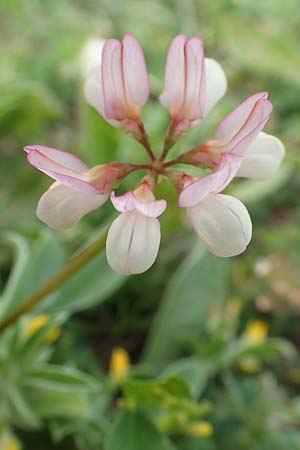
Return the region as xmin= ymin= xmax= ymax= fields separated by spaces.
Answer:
xmin=24 ymin=33 xmax=285 ymax=275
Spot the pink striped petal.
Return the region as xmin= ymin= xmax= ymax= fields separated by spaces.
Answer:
xmin=182 ymin=37 xmax=205 ymax=120
xmin=187 ymin=193 xmax=252 ymax=257
xmin=160 ymin=35 xmax=205 ymax=127
xmin=37 ymin=182 xmax=107 ymax=230
xmin=111 ymin=191 xmax=167 ymax=218
xmin=26 ymin=149 xmax=99 ymax=194
xmin=122 ymin=33 xmax=150 ymax=107
xmin=179 ymin=152 xmax=243 ymax=208
xmin=102 ymin=39 xmax=128 ymax=120
xmin=216 ymin=92 xmax=269 ymax=143
xmin=159 ymin=34 xmax=186 ymax=114
xmin=106 ymin=211 xmax=161 ymax=275
xmin=24 ymin=145 xmax=88 ymax=171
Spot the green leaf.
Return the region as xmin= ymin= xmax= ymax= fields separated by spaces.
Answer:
xmin=43 ymin=248 xmax=125 ymax=312
xmin=0 ymin=232 xmax=64 ymax=320
xmin=123 ymin=377 xmax=192 ymax=409
xmin=144 ymin=242 xmax=231 ymax=365
xmin=28 ymin=389 xmax=90 ymax=419
xmin=25 ymin=364 xmax=99 ymax=392
xmin=106 ymin=410 xmax=175 ymax=450
xmin=161 ymin=358 xmax=211 ymax=398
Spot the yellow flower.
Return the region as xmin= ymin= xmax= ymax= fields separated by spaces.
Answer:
xmin=0 ymin=433 xmax=21 ymax=450
xmin=226 ymin=297 xmax=243 ymax=317
xmin=245 ymin=320 xmax=268 ymax=344
xmin=25 ymin=315 xmax=60 ymax=344
xmin=239 ymin=357 xmax=260 ymax=373
xmin=187 ymin=421 xmax=214 ymax=438
xmin=26 ymin=315 xmax=48 ymax=335
xmin=110 ymin=347 xmax=130 ymax=381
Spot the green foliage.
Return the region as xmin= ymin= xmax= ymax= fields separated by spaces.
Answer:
xmin=1 ymin=0 xmax=300 ymax=449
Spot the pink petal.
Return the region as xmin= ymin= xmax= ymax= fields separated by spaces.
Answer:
xmin=106 ymin=211 xmax=161 ymax=275
xmin=181 ymin=37 xmax=205 ymax=120
xmin=24 ymin=145 xmax=88 ymax=171
xmin=110 ymin=191 xmax=136 ymax=212
xmin=102 ymin=39 xmax=128 ymax=120
xmin=37 ymin=182 xmax=107 ymax=230
xmin=26 ymin=150 xmax=99 ymax=194
xmin=215 ymin=92 xmax=269 ymax=143
xmin=187 ymin=193 xmax=252 ymax=257
xmin=122 ymin=33 xmax=150 ymax=107
xmin=179 ymin=152 xmax=243 ymax=208
xmin=111 ymin=191 xmax=167 ymax=218
xmin=159 ymin=34 xmax=186 ymax=114
xmin=229 ymin=99 xmax=273 ymax=155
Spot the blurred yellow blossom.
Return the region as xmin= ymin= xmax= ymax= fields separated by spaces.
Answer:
xmin=239 ymin=357 xmax=261 ymax=373
xmin=0 ymin=432 xmax=21 ymax=450
xmin=25 ymin=315 xmax=60 ymax=344
xmin=226 ymin=297 xmax=243 ymax=317
xmin=187 ymin=421 xmax=214 ymax=438
xmin=245 ymin=320 xmax=268 ymax=344
xmin=110 ymin=347 xmax=130 ymax=381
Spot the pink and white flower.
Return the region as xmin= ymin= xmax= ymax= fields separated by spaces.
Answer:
xmin=84 ymin=33 xmax=150 ymax=139
xmin=178 ymin=153 xmax=252 ymax=257
xmin=160 ymin=34 xmax=227 ymax=136
xmin=106 ymin=184 xmax=167 ymax=275
xmin=24 ymin=145 xmax=131 ymax=230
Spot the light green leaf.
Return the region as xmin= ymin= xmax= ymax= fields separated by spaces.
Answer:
xmin=106 ymin=410 xmax=175 ymax=450
xmin=144 ymin=242 xmax=231 ymax=365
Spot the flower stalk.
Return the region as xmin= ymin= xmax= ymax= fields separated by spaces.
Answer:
xmin=0 ymin=229 xmax=108 ymax=334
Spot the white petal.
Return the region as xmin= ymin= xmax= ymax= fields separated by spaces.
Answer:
xmin=106 ymin=211 xmax=161 ymax=275
xmin=237 ymin=132 xmax=285 ymax=180
xmin=37 ymin=182 xmax=107 ymax=230
xmin=84 ymin=65 xmax=106 ymax=115
xmin=204 ymin=58 xmax=227 ymax=116
xmin=187 ymin=193 xmax=252 ymax=257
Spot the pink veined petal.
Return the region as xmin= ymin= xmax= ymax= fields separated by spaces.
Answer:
xmin=106 ymin=211 xmax=161 ymax=275
xmin=37 ymin=182 xmax=107 ymax=230
xmin=102 ymin=39 xmax=128 ymax=120
xmin=111 ymin=191 xmax=167 ymax=218
xmin=181 ymin=37 xmax=205 ymax=121
xmin=122 ymin=33 xmax=150 ymax=107
xmin=26 ymin=150 xmax=100 ymax=194
xmin=24 ymin=145 xmax=88 ymax=171
xmin=187 ymin=193 xmax=252 ymax=257
xmin=228 ymin=99 xmax=273 ymax=155
xmin=204 ymin=58 xmax=227 ymax=116
xmin=133 ymin=198 xmax=167 ymax=218
xmin=179 ymin=152 xmax=243 ymax=208
xmin=215 ymin=92 xmax=269 ymax=143
xmin=159 ymin=34 xmax=186 ymax=113
xmin=110 ymin=191 xmax=136 ymax=212
xmin=237 ymin=132 xmax=285 ymax=180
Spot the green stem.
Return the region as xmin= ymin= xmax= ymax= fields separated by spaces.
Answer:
xmin=0 ymin=228 xmax=108 ymax=334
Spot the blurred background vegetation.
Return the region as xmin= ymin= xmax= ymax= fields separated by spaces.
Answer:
xmin=1 ymin=0 xmax=300 ymax=449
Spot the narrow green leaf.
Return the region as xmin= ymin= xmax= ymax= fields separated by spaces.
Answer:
xmin=106 ymin=410 xmax=175 ymax=450
xmin=144 ymin=242 xmax=231 ymax=365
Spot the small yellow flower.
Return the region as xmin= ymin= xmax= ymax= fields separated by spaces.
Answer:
xmin=26 ymin=315 xmax=49 ymax=335
xmin=226 ymin=297 xmax=243 ymax=317
xmin=45 ymin=327 xmax=61 ymax=343
xmin=25 ymin=315 xmax=60 ymax=344
xmin=245 ymin=320 xmax=268 ymax=344
xmin=0 ymin=433 xmax=21 ymax=450
xmin=110 ymin=347 xmax=130 ymax=381
xmin=187 ymin=421 xmax=214 ymax=438
xmin=239 ymin=357 xmax=260 ymax=373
